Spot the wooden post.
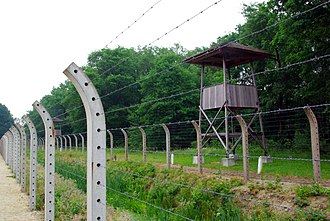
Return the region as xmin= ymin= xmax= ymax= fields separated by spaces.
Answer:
xmin=236 ymin=115 xmax=249 ymax=183
xmin=161 ymin=124 xmax=171 ymax=169
xmin=304 ymin=106 xmax=321 ymax=182
xmin=139 ymin=127 xmax=147 ymax=162
xmin=199 ymin=64 xmax=204 ymax=127
xmin=191 ymin=121 xmax=203 ymax=174
xmin=121 ymin=129 xmax=128 ymax=161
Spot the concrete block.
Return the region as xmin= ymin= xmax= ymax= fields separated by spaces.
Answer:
xmin=222 ymin=158 xmax=236 ymax=167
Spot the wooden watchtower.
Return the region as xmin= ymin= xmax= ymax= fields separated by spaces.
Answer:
xmin=184 ymin=42 xmax=272 ymax=158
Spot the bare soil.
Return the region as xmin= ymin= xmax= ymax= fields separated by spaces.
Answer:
xmin=0 ymin=157 xmax=43 ymax=221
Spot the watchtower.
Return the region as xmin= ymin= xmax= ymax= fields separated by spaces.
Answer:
xmin=184 ymin=42 xmax=272 ymax=163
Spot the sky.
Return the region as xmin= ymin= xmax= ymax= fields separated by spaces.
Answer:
xmin=0 ymin=0 xmax=264 ymax=118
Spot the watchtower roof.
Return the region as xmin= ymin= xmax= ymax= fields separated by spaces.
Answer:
xmin=184 ymin=42 xmax=272 ymax=68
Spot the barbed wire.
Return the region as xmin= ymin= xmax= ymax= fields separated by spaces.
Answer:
xmin=44 ymin=1 xmax=330 ymax=122
xmin=104 ymin=0 xmax=163 ymax=48
xmin=53 ymin=156 xmax=330 ymax=220
xmin=55 ymin=165 xmax=194 ymax=221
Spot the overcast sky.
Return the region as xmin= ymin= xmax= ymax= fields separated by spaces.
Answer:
xmin=0 ymin=0 xmax=264 ymax=118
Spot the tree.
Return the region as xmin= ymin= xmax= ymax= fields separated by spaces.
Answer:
xmin=0 ymin=103 xmax=14 ymax=137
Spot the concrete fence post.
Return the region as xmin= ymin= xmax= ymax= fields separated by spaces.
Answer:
xmin=121 ymin=129 xmax=128 ymax=161
xmin=161 ymin=124 xmax=171 ymax=169
xmin=10 ymin=126 xmax=20 ymax=182
xmin=63 ymin=135 xmax=67 ymax=151
xmin=139 ymin=127 xmax=147 ymax=162
xmin=107 ymin=130 xmax=113 ymax=160
xmin=33 ymin=101 xmax=55 ymax=221
xmin=23 ymin=115 xmax=38 ymax=210
xmin=7 ymin=130 xmax=14 ymax=170
xmin=67 ymin=135 xmax=72 ymax=151
xmin=304 ymin=106 xmax=321 ymax=182
xmin=64 ymin=62 xmax=107 ymax=221
xmin=79 ymin=133 xmax=85 ymax=154
xmin=15 ymin=122 xmax=27 ymax=192
xmin=191 ymin=121 xmax=203 ymax=174
xmin=236 ymin=115 xmax=249 ymax=183
xmin=73 ymin=134 xmax=78 ymax=152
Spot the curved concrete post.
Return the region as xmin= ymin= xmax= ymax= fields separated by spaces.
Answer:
xmin=304 ymin=106 xmax=321 ymax=182
xmin=73 ymin=134 xmax=78 ymax=152
xmin=59 ymin=136 xmax=63 ymax=152
xmin=79 ymin=133 xmax=85 ymax=154
xmin=64 ymin=62 xmax=106 ymax=220
xmin=15 ymin=122 xmax=27 ymax=192
xmin=236 ymin=115 xmax=249 ymax=183
xmin=120 ymin=129 xmax=128 ymax=161
xmin=107 ymin=130 xmax=113 ymax=160
xmin=2 ymin=135 xmax=9 ymax=164
xmin=10 ymin=126 xmax=20 ymax=182
xmin=139 ymin=127 xmax=147 ymax=162
xmin=33 ymin=101 xmax=55 ymax=221
xmin=55 ymin=136 xmax=60 ymax=150
xmin=63 ymin=135 xmax=68 ymax=151
xmin=66 ymin=135 xmax=72 ymax=151
xmin=161 ymin=124 xmax=171 ymax=169
xmin=41 ymin=137 xmax=45 ymax=150
xmin=191 ymin=121 xmax=203 ymax=174
xmin=6 ymin=130 xmax=14 ymax=170
xmin=23 ymin=115 xmax=38 ymax=210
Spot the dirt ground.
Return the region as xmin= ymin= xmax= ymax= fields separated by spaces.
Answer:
xmin=0 ymin=157 xmax=43 ymax=221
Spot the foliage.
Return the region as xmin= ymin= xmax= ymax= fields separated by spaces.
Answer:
xmin=0 ymin=103 xmax=13 ymax=137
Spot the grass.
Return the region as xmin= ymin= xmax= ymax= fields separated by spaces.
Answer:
xmin=110 ymin=146 xmax=330 ymax=180
xmin=30 ymin=146 xmax=330 ymax=220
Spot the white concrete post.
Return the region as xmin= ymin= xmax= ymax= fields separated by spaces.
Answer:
xmin=64 ymin=62 xmax=106 ymax=221
xmin=236 ymin=115 xmax=249 ymax=183
xmin=79 ymin=133 xmax=85 ymax=154
xmin=63 ymin=135 xmax=67 ymax=151
xmin=33 ymin=101 xmax=55 ymax=221
xmin=191 ymin=121 xmax=203 ymax=174
xmin=121 ymin=129 xmax=128 ymax=161
xmin=23 ymin=115 xmax=38 ymax=210
xmin=6 ymin=131 xmax=13 ymax=170
xmin=3 ymin=135 xmax=9 ymax=164
xmin=59 ymin=135 xmax=63 ymax=152
xmin=55 ymin=137 xmax=59 ymax=150
xmin=10 ymin=126 xmax=20 ymax=181
xmin=161 ymin=124 xmax=171 ymax=169
xmin=139 ymin=127 xmax=147 ymax=162
xmin=15 ymin=122 xmax=27 ymax=192
xmin=66 ymin=135 xmax=72 ymax=151
xmin=73 ymin=134 xmax=78 ymax=152
xmin=107 ymin=130 xmax=113 ymax=160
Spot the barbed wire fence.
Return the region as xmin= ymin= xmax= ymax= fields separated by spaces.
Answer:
xmin=19 ymin=0 xmax=330 ymax=220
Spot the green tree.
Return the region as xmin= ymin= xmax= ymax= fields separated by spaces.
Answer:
xmin=0 ymin=103 xmax=14 ymax=137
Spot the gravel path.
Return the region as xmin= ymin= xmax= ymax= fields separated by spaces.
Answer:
xmin=0 ymin=157 xmax=43 ymax=221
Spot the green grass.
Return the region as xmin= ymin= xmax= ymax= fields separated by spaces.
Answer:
xmin=34 ymin=148 xmax=330 ymax=220
xmin=110 ymin=147 xmax=330 ymax=180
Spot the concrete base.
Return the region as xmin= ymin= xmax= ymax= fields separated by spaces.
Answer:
xmin=222 ymin=158 xmax=236 ymax=167
xmin=260 ymin=156 xmax=272 ymax=163
xmin=192 ymin=156 xmax=204 ymax=164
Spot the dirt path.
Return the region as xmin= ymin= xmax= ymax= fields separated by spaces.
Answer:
xmin=0 ymin=157 xmax=43 ymax=221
